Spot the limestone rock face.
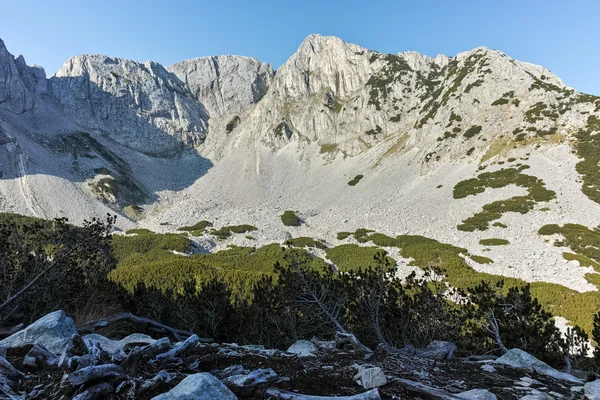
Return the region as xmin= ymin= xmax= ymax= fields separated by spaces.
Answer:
xmin=0 ymin=39 xmax=46 ymax=114
xmin=0 ymin=310 xmax=77 ymax=354
xmin=49 ymin=55 xmax=208 ymax=156
xmin=168 ymin=55 xmax=274 ymax=118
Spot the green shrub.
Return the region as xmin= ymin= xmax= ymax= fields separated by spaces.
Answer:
xmin=177 ymin=220 xmax=213 ymax=233
xmin=470 ymin=255 xmax=494 ymax=264
xmin=491 ymin=98 xmax=509 ymax=106
xmin=211 ymin=225 xmax=258 ymax=239
xmin=464 ymin=125 xmax=482 ymax=138
xmin=348 ymin=175 xmax=364 ymax=186
xmin=281 ymin=210 xmax=302 ymax=227
xmin=126 ymin=228 xmax=153 ymax=235
xmin=285 ymin=237 xmax=327 ymax=249
xmin=479 ymin=238 xmax=510 ymax=246
xmin=320 ymin=143 xmax=338 ymax=154
xmin=325 ymin=244 xmax=395 ymax=272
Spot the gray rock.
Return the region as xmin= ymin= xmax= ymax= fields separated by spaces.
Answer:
xmin=151 ymin=373 xmax=237 ymax=400
xmin=458 ymin=389 xmax=497 ymax=400
xmin=480 ymin=364 xmax=497 ymax=373
xmin=168 ymin=56 xmax=274 ymax=118
xmin=50 ymin=55 xmax=208 ymax=156
xmin=584 ymin=379 xmax=600 ymax=399
xmin=416 ymin=341 xmax=457 ymax=360
xmin=287 ymin=340 xmax=318 ymax=357
xmin=353 ymin=367 xmax=387 ymax=389
xmin=0 ymin=310 xmax=77 ymax=354
xmin=494 ymin=349 xmax=582 ymax=384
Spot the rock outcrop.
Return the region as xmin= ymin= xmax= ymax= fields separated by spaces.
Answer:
xmin=50 ymin=55 xmax=209 ymax=155
xmin=0 ymin=310 xmax=77 ymax=354
xmin=168 ymin=55 xmax=274 ymax=118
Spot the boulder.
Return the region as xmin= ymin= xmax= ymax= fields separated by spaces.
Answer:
xmin=353 ymin=367 xmax=387 ymax=389
xmin=0 ymin=310 xmax=77 ymax=354
xmin=151 ymin=373 xmax=238 ymax=400
xmin=458 ymin=388 xmax=497 ymax=400
xmin=584 ymin=379 xmax=600 ymax=400
xmin=287 ymin=340 xmax=318 ymax=357
xmin=416 ymin=341 xmax=457 ymax=360
xmin=494 ymin=349 xmax=582 ymax=384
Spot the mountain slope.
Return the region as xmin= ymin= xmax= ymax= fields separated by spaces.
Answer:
xmin=1 ymin=34 xmax=600 ymax=307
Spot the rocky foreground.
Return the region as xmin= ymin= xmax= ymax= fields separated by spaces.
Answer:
xmin=0 ymin=311 xmax=598 ymax=399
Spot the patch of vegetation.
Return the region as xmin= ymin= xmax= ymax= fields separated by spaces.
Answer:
xmin=455 ymin=168 xmax=556 ymax=231
xmin=437 ymin=131 xmax=458 ymax=141
xmin=340 ymin=228 xmax=600 ymax=333
xmin=48 ymin=132 xmax=148 ymax=208
xmin=285 ymin=237 xmax=327 ymax=249
xmin=470 ymin=255 xmax=494 ymax=264
xmin=466 ymin=147 xmax=475 ymax=156
xmin=178 ymin=220 xmax=213 ymax=236
xmin=337 ymin=232 xmax=352 ymax=240
xmin=448 ymin=111 xmax=463 ymax=125
xmin=480 ymin=238 xmax=510 ymax=246
xmin=367 ymin=54 xmax=413 ymax=110
xmin=325 ymin=244 xmax=395 ymax=272
xmin=281 ymin=210 xmax=302 ymax=227
xmin=491 ymin=98 xmax=509 ymax=106
xmin=512 ymin=99 xmax=520 ymax=107
xmin=126 ymin=228 xmax=153 ymax=235
xmin=539 ymin=224 xmax=600 ymax=272
xmin=524 ymin=102 xmax=559 ymax=124
xmin=492 ymin=222 xmax=508 ymax=228
xmin=464 ymin=79 xmax=484 ymax=93
xmin=225 ymin=116 xmax=241 ymax=133
xmin=320 ymin=143 xmax=338 ymax=154
xmin=464 ymin=125 xmax=482 ymax=139
xmin=365 ymin=125 xmax=383 ymax=136
xmin=211 ymin=225 xmax=258 ymax=240
xmin=574 ymin=115 xmax=600 ymax=204
xmin=347 ymin=175 xmax=364 ymax=186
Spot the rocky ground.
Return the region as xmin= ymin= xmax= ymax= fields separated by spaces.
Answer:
xmin=0 ymin=311 xmax=597 ymax=399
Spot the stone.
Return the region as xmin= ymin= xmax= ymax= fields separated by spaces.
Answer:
xmin=494 ymin=349 xmax=582 ymax=384
xmin=0 ymin=310 xmax=77 ymax=354
xmin=416 ymin=341 xmax=457 ymax=360
xmin=584 ymin=379 xmax=600 ymax=399
xmin=458 ymin=389 xmax=497 ymax=400
xmin=353 ymin=367 xmax=387 ymax=389
xmin=480 ymin=364 xmax=497 ymax=373
xmin=287 ymin=340 xmax=318 ymax=357
xmin=151 ymin=373 xmax=237 ymax=400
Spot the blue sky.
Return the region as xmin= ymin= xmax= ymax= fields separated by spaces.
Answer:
xmin=1 ymin=0 xmax=598 ymax=94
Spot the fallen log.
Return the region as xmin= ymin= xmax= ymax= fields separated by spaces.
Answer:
xmin=335 ymin=332 xmax=372 ymax=354
xmin=77 ymin=312 xmax=212 ymax=343
xmin=393 ymin=378 xmax=467 ymax=400
xmin=152 ymin=334 xmax=199 ymax=363
xmin=68 ymin=364 xmax=125 ymax=387
xmin=124 ymin=337 xmax=170 ymax=373
xmin=265 ymin=388 xmax=381 ymax=400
